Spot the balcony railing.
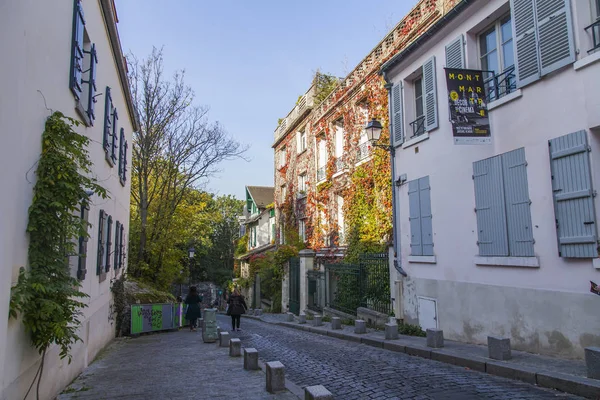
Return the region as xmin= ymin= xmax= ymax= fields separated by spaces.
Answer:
xmin=274 ymin=83 xmax=317 ymax=143
xmin=585 ymin=19 xmax=600 ymax=54
xmin=483 ymin=65 xmax=517 ymax=103
xmin=317 ymin=166 xmax=326 ymax=182
xmin=356 ymin=142 xmax=372 ymax=162
xmin=335 ymin=157 xmax=346 ymax=172
xmin=409 ymin=115 xmax=426 ymax=138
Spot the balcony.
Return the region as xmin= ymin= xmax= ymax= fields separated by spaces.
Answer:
xmin=334 ymin=157 xmax=346 ymax=173
xmin=409 ymin=115 xmax=426 ymax=138
xmin=274 ymin=83 xmax=317 ymax=144
xmin=356 ymin=142 xmax=372 ymax=162
xmin=317 ymin=166 xmax=326 ymax=182
xmin=484 ymin=65 xmax=517 ymax=103
xmin=585 ymin=20 xmax=600 ymax=54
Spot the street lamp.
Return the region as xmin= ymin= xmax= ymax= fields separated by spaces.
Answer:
xmin=188 ymin=246 xmax=195 ymax=287
xmin=363 ymin=118 xmax=407 ymax=277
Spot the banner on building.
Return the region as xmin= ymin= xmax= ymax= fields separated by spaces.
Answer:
xmin=444 ymin=68 xmax=491 ymax=145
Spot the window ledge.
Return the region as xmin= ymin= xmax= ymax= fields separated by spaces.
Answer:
xmin=332 ymin=170 xmax=347 ymax=179
xmin=297 ymin=149 xmax=308 ymax=157
xmin=74 ymin=101 xmax=92 ymax=127
xmin=355 ymin=156 xmax=372 ymax=167
xmin=408 ymin=255 xmax=437 ymax=264
xmin=402 ymin=132 xmax=429 ymax=149
xmin=574 ymin=51 xmax=600 ymax=71
xmin=488 ymin=89 xmax=523 ymax=111
xmin=475 ymin=256 xmax=539 ymax=268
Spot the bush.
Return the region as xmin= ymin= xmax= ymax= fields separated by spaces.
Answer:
xmin=322 ymin=315 xmax=332 ymax=322
xmin=341 ymin=318 xmax=355 ymax=325
xmin=398 ymin=322 xmax=426 ymax=337
xmin=306 ymin=313 xmax=314 ymax=320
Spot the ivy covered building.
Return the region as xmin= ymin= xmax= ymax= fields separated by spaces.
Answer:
xmin=273 ymin=0 xmax=462 ymax=314
xmin=0 ymin=1 xmax=138 ymax=398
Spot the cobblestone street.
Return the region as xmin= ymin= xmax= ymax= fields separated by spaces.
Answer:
xmin=220 ymin=315 xmax=583 ymax=400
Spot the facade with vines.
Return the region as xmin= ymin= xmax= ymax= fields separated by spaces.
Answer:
xmin=273 ymin=0 xmax=461 ymax=313
xmin=0 ymin=1 xmax=138 ymax=398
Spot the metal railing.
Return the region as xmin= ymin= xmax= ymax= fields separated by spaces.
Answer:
xmin=317 ymin=166 xmax=326 ymax=182
xmin=335 ymin=157 xmax=346 ymax=172
xmin=324 ymin=253 xmax=391 ymax=316
xmin=585 ymin=19 xmax=600 ymax=54
xmin=356 ymin=142 xmax=371 ymax=162
xmin=410 ymin=115 xmax=426 ymax=138
xmin=483 ymin=65 xmax=516 ymax=103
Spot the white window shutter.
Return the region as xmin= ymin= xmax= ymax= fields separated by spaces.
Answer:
xmin=536 ymin=0 xmax=575 ymax=75
xmin=423 ymin=56 xmax=438 ymax=132
xmin=510 ymin=0 xmax=541 ymax=87
xmin=391 ymin=83 xmax=404 ymax=147
xmin=445 ymin=35 xmax=465 ymax=68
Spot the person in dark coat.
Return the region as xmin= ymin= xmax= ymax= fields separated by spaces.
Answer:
xmin=227 ymin=288 xmax=247 ymax=331
xmin=185 ymin=286 xmax=203 ymax=331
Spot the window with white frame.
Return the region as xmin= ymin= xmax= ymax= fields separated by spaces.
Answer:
xmin=336 ymin=195 xmax=345 ymax=244
xmin=279 ymin=146 xmax=287 ymax=168
xmin=412 ymin=76 xmax=425 ymax=137
xmin=299 ymin=219 xmax=306 ymax=242
xmin=479 ymin=14 xmax=515 ymax=101
xmin=297 ymin=130 xmax=307 ymax=153
xmin=280 ymin=184 xmax=287 ymax=203
xmin=334 ymin=121 xmax=344 ymax=172
xmin=317 ymin=137 xmax=327 ymax=182
xmin=402 ymin=56 xmax=438 ymax=143
xmin=298 ymin=173 xmax=306 ymax=195
xmin=357 ymin=102 xmax=370 ymax=162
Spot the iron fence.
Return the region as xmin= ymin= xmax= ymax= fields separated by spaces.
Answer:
xmin=410 ymin=115 xmax=426 ymax=138
xmin=483 ymin=65 xmax=516 ymax=103
xmin=317 ymin=166 xmax=326 ymax=182
xmin=307 ymin=269 xmax=325 ymax=312
xmin=356 ymin=142 xmax=371 ymax=162
xmin=585 ymin=20 xmax=600 ymax=54
xmin=324 ymin=253 xmax=390 ymax=316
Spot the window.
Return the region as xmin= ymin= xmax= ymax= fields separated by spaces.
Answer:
xmin=411 ymin=77 xmax=425 ymax=137
xmin=299 ymin=219 xmax=306 ymax=242
xmin=334 ymin=121 xmax=344 ymax=172
xmin=549 ymin=130 xmax=598 ymax=258
xmin=317 ymin=138 xmax=327 ymax=182
xmin=298 ymin=173 xmax=306 ymax=194
xmin=297 ymin=130 xmax=307 ymax=153
xmin=279 ymin=146 xmax=287 ymax=169
xmin=114 ymin=221 xmax=121 ymax=270
xmin=70 ymin=0 xmax=98 ymax=126
xmin=281 ymin=185 xmax=287 ymax=203
xmin=405 ymin=56 xmax=438 ymax=141
xmin=479 ymin=15 xmax=515 ymax=101
xmin=336 ymin=195 xmax=345 ymax=244
xmin=473 ymin=148 xmax=534 ymax=257
xmin=357 ymin=103 xmax=371 ymax=162
xmin=106 ymin=215 xmax=113 ymax=271
xmin=586 ymin=0 xmax=600 ymax=53
xmin=77 ymin=201 xmax=89 ymax=280
xmin=408 ymin=176 xmax=433 ymax=256
xmin=511 ymin=0 xmax=574 ymax=87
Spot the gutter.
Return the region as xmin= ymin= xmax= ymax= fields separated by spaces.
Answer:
xmin=380 ymin=0 xmax=474 ymax=75
xmin=99 ymin=0 xmax=140 ymax=132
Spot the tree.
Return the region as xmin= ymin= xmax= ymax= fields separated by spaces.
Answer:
xmin=128 ymin=47 xmax=247 ymax=285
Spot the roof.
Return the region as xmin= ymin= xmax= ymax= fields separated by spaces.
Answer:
xmin=236 ymin=243 xmax=276 ymax=261
xmin=247 ymin=186 xmax=274 ymax=209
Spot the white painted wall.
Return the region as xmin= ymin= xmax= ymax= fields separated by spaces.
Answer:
xmin=386 ymin=0 xmax=600 ymax=358
xmin=0 ymin=0 xmax=135 ymax=398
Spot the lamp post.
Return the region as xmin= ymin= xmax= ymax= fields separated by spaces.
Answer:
xmin=364 ymin=118 xmax=407 ymax=277
xmin=188 ymin=246 xmax=195 ymax=288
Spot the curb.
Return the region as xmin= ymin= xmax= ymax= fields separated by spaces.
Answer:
xmin=241 ymin=315 xmax=600 ymax=399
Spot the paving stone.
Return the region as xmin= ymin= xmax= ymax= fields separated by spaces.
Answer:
xmin=426 ymin=329 xmax=444 ymax=348
xmin=488 ymin=336 xmax=511 ymax=360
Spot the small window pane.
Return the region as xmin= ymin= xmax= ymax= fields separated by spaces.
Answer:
xmin=503 ymin=40 xmax=515 ymax=69
xmin=501 ymin=17 xmax=512 ymax=42
xmin=483 ymin=50 xmax=499 ymax=73
xmin=480 ymin=28 xmax=497 ymax=56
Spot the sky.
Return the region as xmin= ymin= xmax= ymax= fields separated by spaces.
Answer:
xmin=116 ymin=0 xmax=417 ymax=200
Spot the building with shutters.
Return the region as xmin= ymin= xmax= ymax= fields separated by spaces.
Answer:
xmin=236 ymin=186 xmax=276 ymax=307
xmin=0 ymin=0 xmax=138 ymax=398
xmin=380 ymin=0 xmax=600 ymax=358
xmin=273 ymin=0 xmax=463 ymax=314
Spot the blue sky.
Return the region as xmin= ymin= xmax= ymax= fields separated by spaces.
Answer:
xmin=116 ymin=0 xmax=416 ymax=200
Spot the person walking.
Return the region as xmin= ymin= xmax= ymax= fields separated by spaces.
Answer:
xmin=185 ymin=286 xmax=203 ymax=332
xmin=227 ymin=288 xmax=247 ymax=332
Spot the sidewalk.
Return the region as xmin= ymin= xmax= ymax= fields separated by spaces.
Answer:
xmin=57 ymin=329 xmax=299 ymax=400
xmin=243 ymin=312 xmax=600 ymax=399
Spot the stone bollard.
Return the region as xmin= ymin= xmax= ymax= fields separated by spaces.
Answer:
xmin=385 ymin=322 xmax=398 ymax=340
xmin=244 ymin=348 xmax=259 ymax=370
xmin=265 ymin=361 xmax=286 ymax=393
xmin=254 ymin=309 xmax=263 ymax=316
xmin=219 ymin=331 xmax=230 ymax=347
xmin=298 ymin=313 xmax=306 ymax=324
xmin=305 ymin=385 xmax=334 ymax=400
xmin=488 ymin=336 xmax=511 ymax=360
xmin=287 ymin=312 xmax=294 ymax=322
xmin=355 ymin=320 xmax=366 ymax=334
xmin=426 ymin=329 xmax=444 ymax=348
xmin=585 ymin=347 xmax=600 ymax=379
xmin=229 ymin=338 xmax=242 ymax=357
xmin=313 ymin=315 xmax=323 ymax=327
xmin=331 ymin=317 xmax=342 ymax=330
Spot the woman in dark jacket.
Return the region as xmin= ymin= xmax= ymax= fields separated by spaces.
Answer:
xmin=185 ymin=286 xmax=203 ymax=331
xmin=227 ymin=288 xmax=247 ymax=331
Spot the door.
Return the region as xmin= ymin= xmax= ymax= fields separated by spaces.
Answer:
xmin=289 ymin=257 xmax=300 ymax=315
xmin=417 ymin=297 xmax=438 ymax=330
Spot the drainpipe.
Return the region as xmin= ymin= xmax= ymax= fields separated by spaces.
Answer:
xmin=383 ymin=72 xmax=407 ymax=278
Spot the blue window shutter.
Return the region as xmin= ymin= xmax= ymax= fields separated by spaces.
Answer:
xmin=111 ymin=109 xmax=119 ymax=164
xmin=118 ymin=128 xmax=124 ymax=182
xmin=70 ymin=0 xmax=85 ymax=99
xmin=536 ymin=0 xmax=575 ymax=75
xmin=510 ymin=0 xmax=541 ymax=87
xmin=119 ymin=224 xmax=125 ymax=268
xmin=445 ymin=35 xmax=465 ymax=69
xmin=97 ymin=210 xmax=105 ymax=275
xmin=77 ymin=202 xmax=89 ymax=280
xmin=423 ymin=56 xmax=438 ymax=132
xmin=419 ymin=176 xmax=434 ymax=256
xmin=85 ymin=44 xmax=98 ymax=123
xmin=391 ymin=83 xmax=404 ymax=147
xmin=106 ymin=216 xmax=112 ymax=272
xmin=549 ymin=130 xmax=598 ymax=258
xmin=123 ymin=140 xmax=129 ymax=183
xmin=114 ymin=221 xmax=120 ymax=270
xmin=103 ymin=87 xmax=112 ymax=153
xmin=473 ymin=156 xmax=509 ymax=256
xmin=408 ymin=179 xmax=422 ymax=256
xmin=502 ymin=148 xmax=535 ymax=256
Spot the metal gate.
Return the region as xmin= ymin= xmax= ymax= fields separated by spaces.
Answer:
xmin=289 ymin=257 xmax=300 ymax=315
xmin=307 ymin=269 xmax=325 ymax=312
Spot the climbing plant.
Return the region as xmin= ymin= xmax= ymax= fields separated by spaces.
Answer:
xmin=9 ymin=112 xmax=107 ymax=398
